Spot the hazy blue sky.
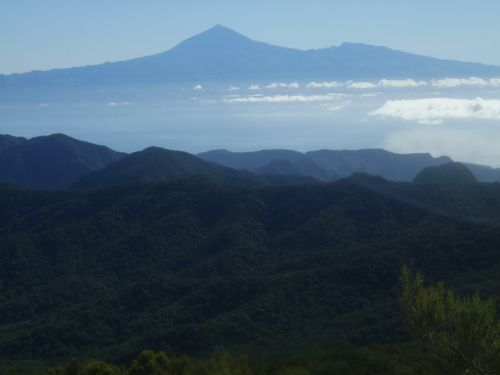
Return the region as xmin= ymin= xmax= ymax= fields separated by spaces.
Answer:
xmin=1 ymin=0 xmax=500 ymax=74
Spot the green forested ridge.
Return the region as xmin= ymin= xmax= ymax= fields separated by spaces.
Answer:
xmin=0 ymin=177 xmax=499 ymax=370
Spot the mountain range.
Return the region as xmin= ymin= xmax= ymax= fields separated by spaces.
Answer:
xmin=198 ymin=148 xmax=500 ymax=183
xmin=1 ymin=133 xmax=500 ymax=190
xmin=199 ymin=148 xmax=453 ymax=182
xmin=73 ymin=146 xmax=316 ymax=190
xmin=2 ymin=24 xmax=500 ymax=95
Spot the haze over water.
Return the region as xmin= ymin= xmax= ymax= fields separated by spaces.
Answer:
xmin=3 ymin=80 xmax=500 ymax=166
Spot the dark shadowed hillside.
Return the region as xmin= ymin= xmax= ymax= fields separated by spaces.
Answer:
xmin=0 ymin=134 xmax=125 ymax=190
xmin=198 ymin=149 xmax=305 ymax=170
xmin=413 ymin=162 xmax=478 ymax=184
xmin=256 ymin=157 xmax=336 ymax=180
xmin=74 ymin=146 xmax=317 ymax=189
xmin=0 ymin=134 xmax=26 ymax=154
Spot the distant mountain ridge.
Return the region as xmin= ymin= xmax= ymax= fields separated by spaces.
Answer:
xmin=1 ymin=133 xmax=500 ymax=190
xmin=74 ymin=146 xmax=316 ymax=190
xmin=2 ymin=24 xmax=500 ymax=92
xmin=199 ymin=148 xmax=500 ymax=183
xmin=199 ymin=148 xmax=454 ymax=182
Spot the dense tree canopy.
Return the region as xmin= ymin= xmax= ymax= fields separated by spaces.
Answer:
xmin=0 ymin=177 xmax=499 ymax=367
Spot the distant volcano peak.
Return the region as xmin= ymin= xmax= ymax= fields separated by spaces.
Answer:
xmin=173 ymin=24 xmax=252 ymax=49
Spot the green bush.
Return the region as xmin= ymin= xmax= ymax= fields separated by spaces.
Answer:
xmin=401 ymin=267 xmax=500 ymax=374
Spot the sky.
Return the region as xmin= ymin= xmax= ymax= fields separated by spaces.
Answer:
xmin=1 ymin=0 xmax=500 ymax=74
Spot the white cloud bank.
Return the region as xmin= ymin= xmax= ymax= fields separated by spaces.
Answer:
xmin=193 ymin=85 xmax=203 ymax=91
xmin=431 ymin=77 xmax=500 ymax=88
xmin=224 ymin=93 xmax=345 ymax=104
xmin=378 ymin=79 xmax=427 ymax=88
xmin=265 ymin=81 xmax=300 ymax=89
xmin=305 ymin=79 xmax=427 ymax=89
xmin=306 ymin=81 xmax=343 ymax=89
xmin=302 ymin=77 xmax=500 ymax=90
xmin=242 ymin=76 xmax=500 ymax=93
xmin=370 ymin=97 xmax=500 ymax=124
xmin=107 ymin=102 xmax=133 ymax=106
xmin=346 ymin=81 xmax=377 ymax=89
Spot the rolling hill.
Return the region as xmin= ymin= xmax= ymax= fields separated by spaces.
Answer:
xmin=73 ymin=146 xmax=317 ymax=190
xmin=0 ymin=134 xmax=125 ymax=190
xmin=413 ymin=162 xmax=478 ymax=184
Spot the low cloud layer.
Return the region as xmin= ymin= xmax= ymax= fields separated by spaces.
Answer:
xmin=370 ymin=97 xmax=500 ymax=124
xmin=306 ymin=79 xmax=427 ymax=89
xmin=347 ymin=81 xmax=377 ymax=89
xmin=224 ymin=93 xmax=345 ymax=104
xmin=378 ymin=79 xmax=427 ymax=88
xmin=268 ymin=77 xmax=500 ymax=91
xmin=107 ymin=102 xmax=133 ymax=106
xmin=431 ymin=77 xmax=500 ymax=88
xmin=306 ymin=81 xmax=343 ymax=89
xmin=246 ymin=79 xmax=426 ymax=91
xmin=196 ymin=77 xmax=500 ymax=94
xmin=265 ymin=81 xmax=300 ymax=89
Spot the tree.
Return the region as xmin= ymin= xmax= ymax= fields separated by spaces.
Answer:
xmin=128 ymin=351 xmax=169 ymax=375
xmin=401 ymin=267 xmax=500 ymax=375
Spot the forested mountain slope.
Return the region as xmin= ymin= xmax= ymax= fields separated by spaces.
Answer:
xmin=0 ymin=177 xmax=499 ymax=362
